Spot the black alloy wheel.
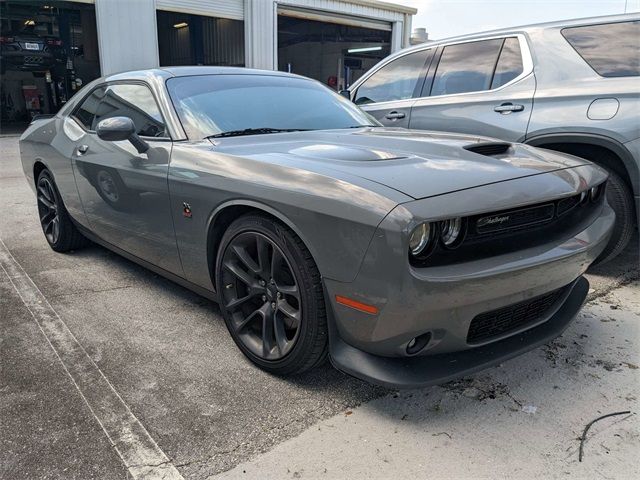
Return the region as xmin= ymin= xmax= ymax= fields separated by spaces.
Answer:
xmin=221 ymin=231 xmax=302 ymax=360
xmin=36 ymin=169 xmax=89 ymax=252
xmin=216 ymin=214 xmax=328 ymax=374
xmin=37 ymin=174 xmax=61 ymax=245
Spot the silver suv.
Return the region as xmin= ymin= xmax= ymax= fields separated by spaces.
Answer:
xmin=347 ymin=14 xmax=639 ymax=263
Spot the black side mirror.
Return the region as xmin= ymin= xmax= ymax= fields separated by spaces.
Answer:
xmin=339 ymin=89 xmax=351 ymax=100
xmin=96 ymin=116 xmax=149 ymax=153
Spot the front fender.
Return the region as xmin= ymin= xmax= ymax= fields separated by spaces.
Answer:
xmin=168 ymin=142 xmax=405 ymax=291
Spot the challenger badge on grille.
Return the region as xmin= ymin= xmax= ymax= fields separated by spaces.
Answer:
xmin=477 ymin=215 xmax=511 ymax=228
xmin=476 ymin=204 xmax=555 ymax=233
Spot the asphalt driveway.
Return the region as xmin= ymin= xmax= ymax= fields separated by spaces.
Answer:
xmin=1 ymin=135 xmax=638 ymax=479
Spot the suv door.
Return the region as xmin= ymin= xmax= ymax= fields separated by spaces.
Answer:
xmin=409 ymin=36 xmax=535 ymax=142
xmin=352 ymin=48 xmax=434 ymax=128
xmin=70 ymin=82 xmax=182 ymax=275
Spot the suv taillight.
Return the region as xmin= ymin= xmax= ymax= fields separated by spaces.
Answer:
xmin=46 ymin=39 xmax=63 ymax=46
xmin=0 ymin=36 xmax=15 ymax=43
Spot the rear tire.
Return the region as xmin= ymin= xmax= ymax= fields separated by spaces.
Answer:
xmin=215 ymin=214 xmax=328 ymax=375
xmin=593 ymin=169 xmax=634 ymax=265
xmin=36 ymin=169 xmax=89 ymax=252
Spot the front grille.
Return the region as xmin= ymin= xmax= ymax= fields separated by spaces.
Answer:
xmin=467 ymin=286 xmax=567 ymax=344
xmin=418 ymin=182 xmax=606 ymax=267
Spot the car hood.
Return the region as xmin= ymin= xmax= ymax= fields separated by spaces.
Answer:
xmin=211 ymin=127 xmax=591 ymax=200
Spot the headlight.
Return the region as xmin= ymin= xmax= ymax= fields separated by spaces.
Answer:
xmin=440 ymin=217 xmax=462 ymax=247
xmin=408 ymin=222 xmax=431 ymax=256
xmin=579 ymin=190 xmax=589 ymax=204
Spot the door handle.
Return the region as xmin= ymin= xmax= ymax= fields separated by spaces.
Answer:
xmin=494 ymin=103 xmax=524 ymax=114
xmin=77 ymin=144 xmax=89 ymax=155
xmin=384 ymin=111 xmax=406 ymax=120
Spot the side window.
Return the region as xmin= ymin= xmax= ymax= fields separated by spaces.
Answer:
xmin=354 ymin=49 xmax=433 ymax=105
xmin=430 ymin=39 xmax=503 ymax=96
xmin=73 ymin=87 xmax=105 ymax=130
xmin=491 ymin=37 xmax=524 ymax=89
xmin=95 ymin=84 xmax=167 ymax=137
xmin=562 ymin=21 xmax=640 ymax=77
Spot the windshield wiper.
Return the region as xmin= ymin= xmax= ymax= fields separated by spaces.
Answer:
xmin=205 ymin=128 xmax=308 ymax=139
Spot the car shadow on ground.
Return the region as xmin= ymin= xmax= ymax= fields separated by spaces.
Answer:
xmin=66 ymin=241 xmax=389 ymax=393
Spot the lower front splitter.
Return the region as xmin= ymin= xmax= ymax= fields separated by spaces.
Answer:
xmin=329 ymin=276 xmax=589 ymax=389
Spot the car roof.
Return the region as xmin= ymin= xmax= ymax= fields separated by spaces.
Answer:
xmin=399 ymin=12 xmax=639 ymax=54
xmin=101 ymin=66 xmax=307 ymax=84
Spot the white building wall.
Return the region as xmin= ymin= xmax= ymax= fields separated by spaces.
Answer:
xmin=245 ymin=0 xmax=277 ymax=70
xmin=95 ymin=0 xmax=160 ymax=75
xmin=156 ymin=0 xmax=244 ymax=20
xmin=91 ymin=0 xmax=414 ymax=74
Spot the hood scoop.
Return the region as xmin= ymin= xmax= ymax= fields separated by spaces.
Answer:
xmin=289 ymin=143 xmax=408 ymax=162
xmin=464 ymin=142 xmax=512 ymax=156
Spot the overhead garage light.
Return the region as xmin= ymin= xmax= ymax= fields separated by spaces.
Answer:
xmin=24 ymin=19 xmax=36 ymax=26
xmin=347 ymin=46 xmax=383 ymax=53
xmin=173 ymin=22 xmax=188 ymax=29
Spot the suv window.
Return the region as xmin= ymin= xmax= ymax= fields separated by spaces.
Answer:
xmin=73 ymin=87 xmax=105 ymax=130
xmin=431 ymin=39 xmax=503 ymax=96
xmin=491 ymin=37 xmax=524 ymax=89
xmin=95 ymin=84 xmax=167 ymax=137
xmin=562 ymin=21 xmax=640 ymax=77
xmin=354 ymin=49 xmax=433 ymax=105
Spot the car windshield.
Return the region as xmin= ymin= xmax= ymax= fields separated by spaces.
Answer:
xmin=166 ymin=74 xmax=378 ymax=139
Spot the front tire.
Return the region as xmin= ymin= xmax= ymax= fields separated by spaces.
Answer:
xmin=36 ymin=169 xmax=89 ymax=252
xmin=215 ymin=214 xmax=328 ymax=375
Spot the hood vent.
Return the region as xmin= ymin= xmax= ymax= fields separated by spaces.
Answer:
xmin=464 ymin=142 xmax=512 ymax=156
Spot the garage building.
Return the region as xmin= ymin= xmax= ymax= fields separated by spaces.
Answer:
xmin=0 ymin=0 xmax=415 ymax=131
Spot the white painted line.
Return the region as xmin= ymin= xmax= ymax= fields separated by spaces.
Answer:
xmin=0 ymin=239 xmax=184 ymax=480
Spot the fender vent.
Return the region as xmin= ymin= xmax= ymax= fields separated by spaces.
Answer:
xmin=464 ymin=142 xmax=512 ymax=156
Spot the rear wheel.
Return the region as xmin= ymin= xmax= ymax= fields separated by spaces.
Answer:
xmin=215 ymin=214 xmax=327 ymax=375
xmin=37 ymin=169 xmax=89 ymax=252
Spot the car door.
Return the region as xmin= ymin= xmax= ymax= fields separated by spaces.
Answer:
xmin=352 ymin=47 xmax=435 ymax=128
xmin=409 ymin=36 xmax=535 ymax=142
xmin=70 ymin=82 xmax=182 ymax=275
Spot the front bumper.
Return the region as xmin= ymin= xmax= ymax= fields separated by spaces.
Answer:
xmin=329 ymin=276 xmax=589 ymax=389
xmin=325 ymin=194 xmax=614 ymax=388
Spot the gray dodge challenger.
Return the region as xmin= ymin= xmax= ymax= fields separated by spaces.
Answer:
xmin=19 ymin=67 xmax=614 ymax=388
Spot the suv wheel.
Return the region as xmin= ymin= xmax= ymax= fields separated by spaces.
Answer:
xmin=594 ymin=169 xmax=635 ymax=265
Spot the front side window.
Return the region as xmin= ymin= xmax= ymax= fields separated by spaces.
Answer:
xmin=562 ymin=21 xmax=640 ymax=77
xmin=491 ymin=37 xmax=524 ymax=89
xmin=430 ymin=39 xmax=503 ymax=96
xmin=166 ymin=74 xmax=377 ymax=139
xmin=73 ymin=87 xmax=105 ymax=130
xmin=354 ymin=49 xmax=433 ymax=105
xmin=94 ymin=84 xmax=167 ymax=138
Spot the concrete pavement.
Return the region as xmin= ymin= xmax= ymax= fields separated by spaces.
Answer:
xmin=216 ymin=282 xmax=640 ymax=480
xmin=1 ymin=134 xmax=638 ymax=479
